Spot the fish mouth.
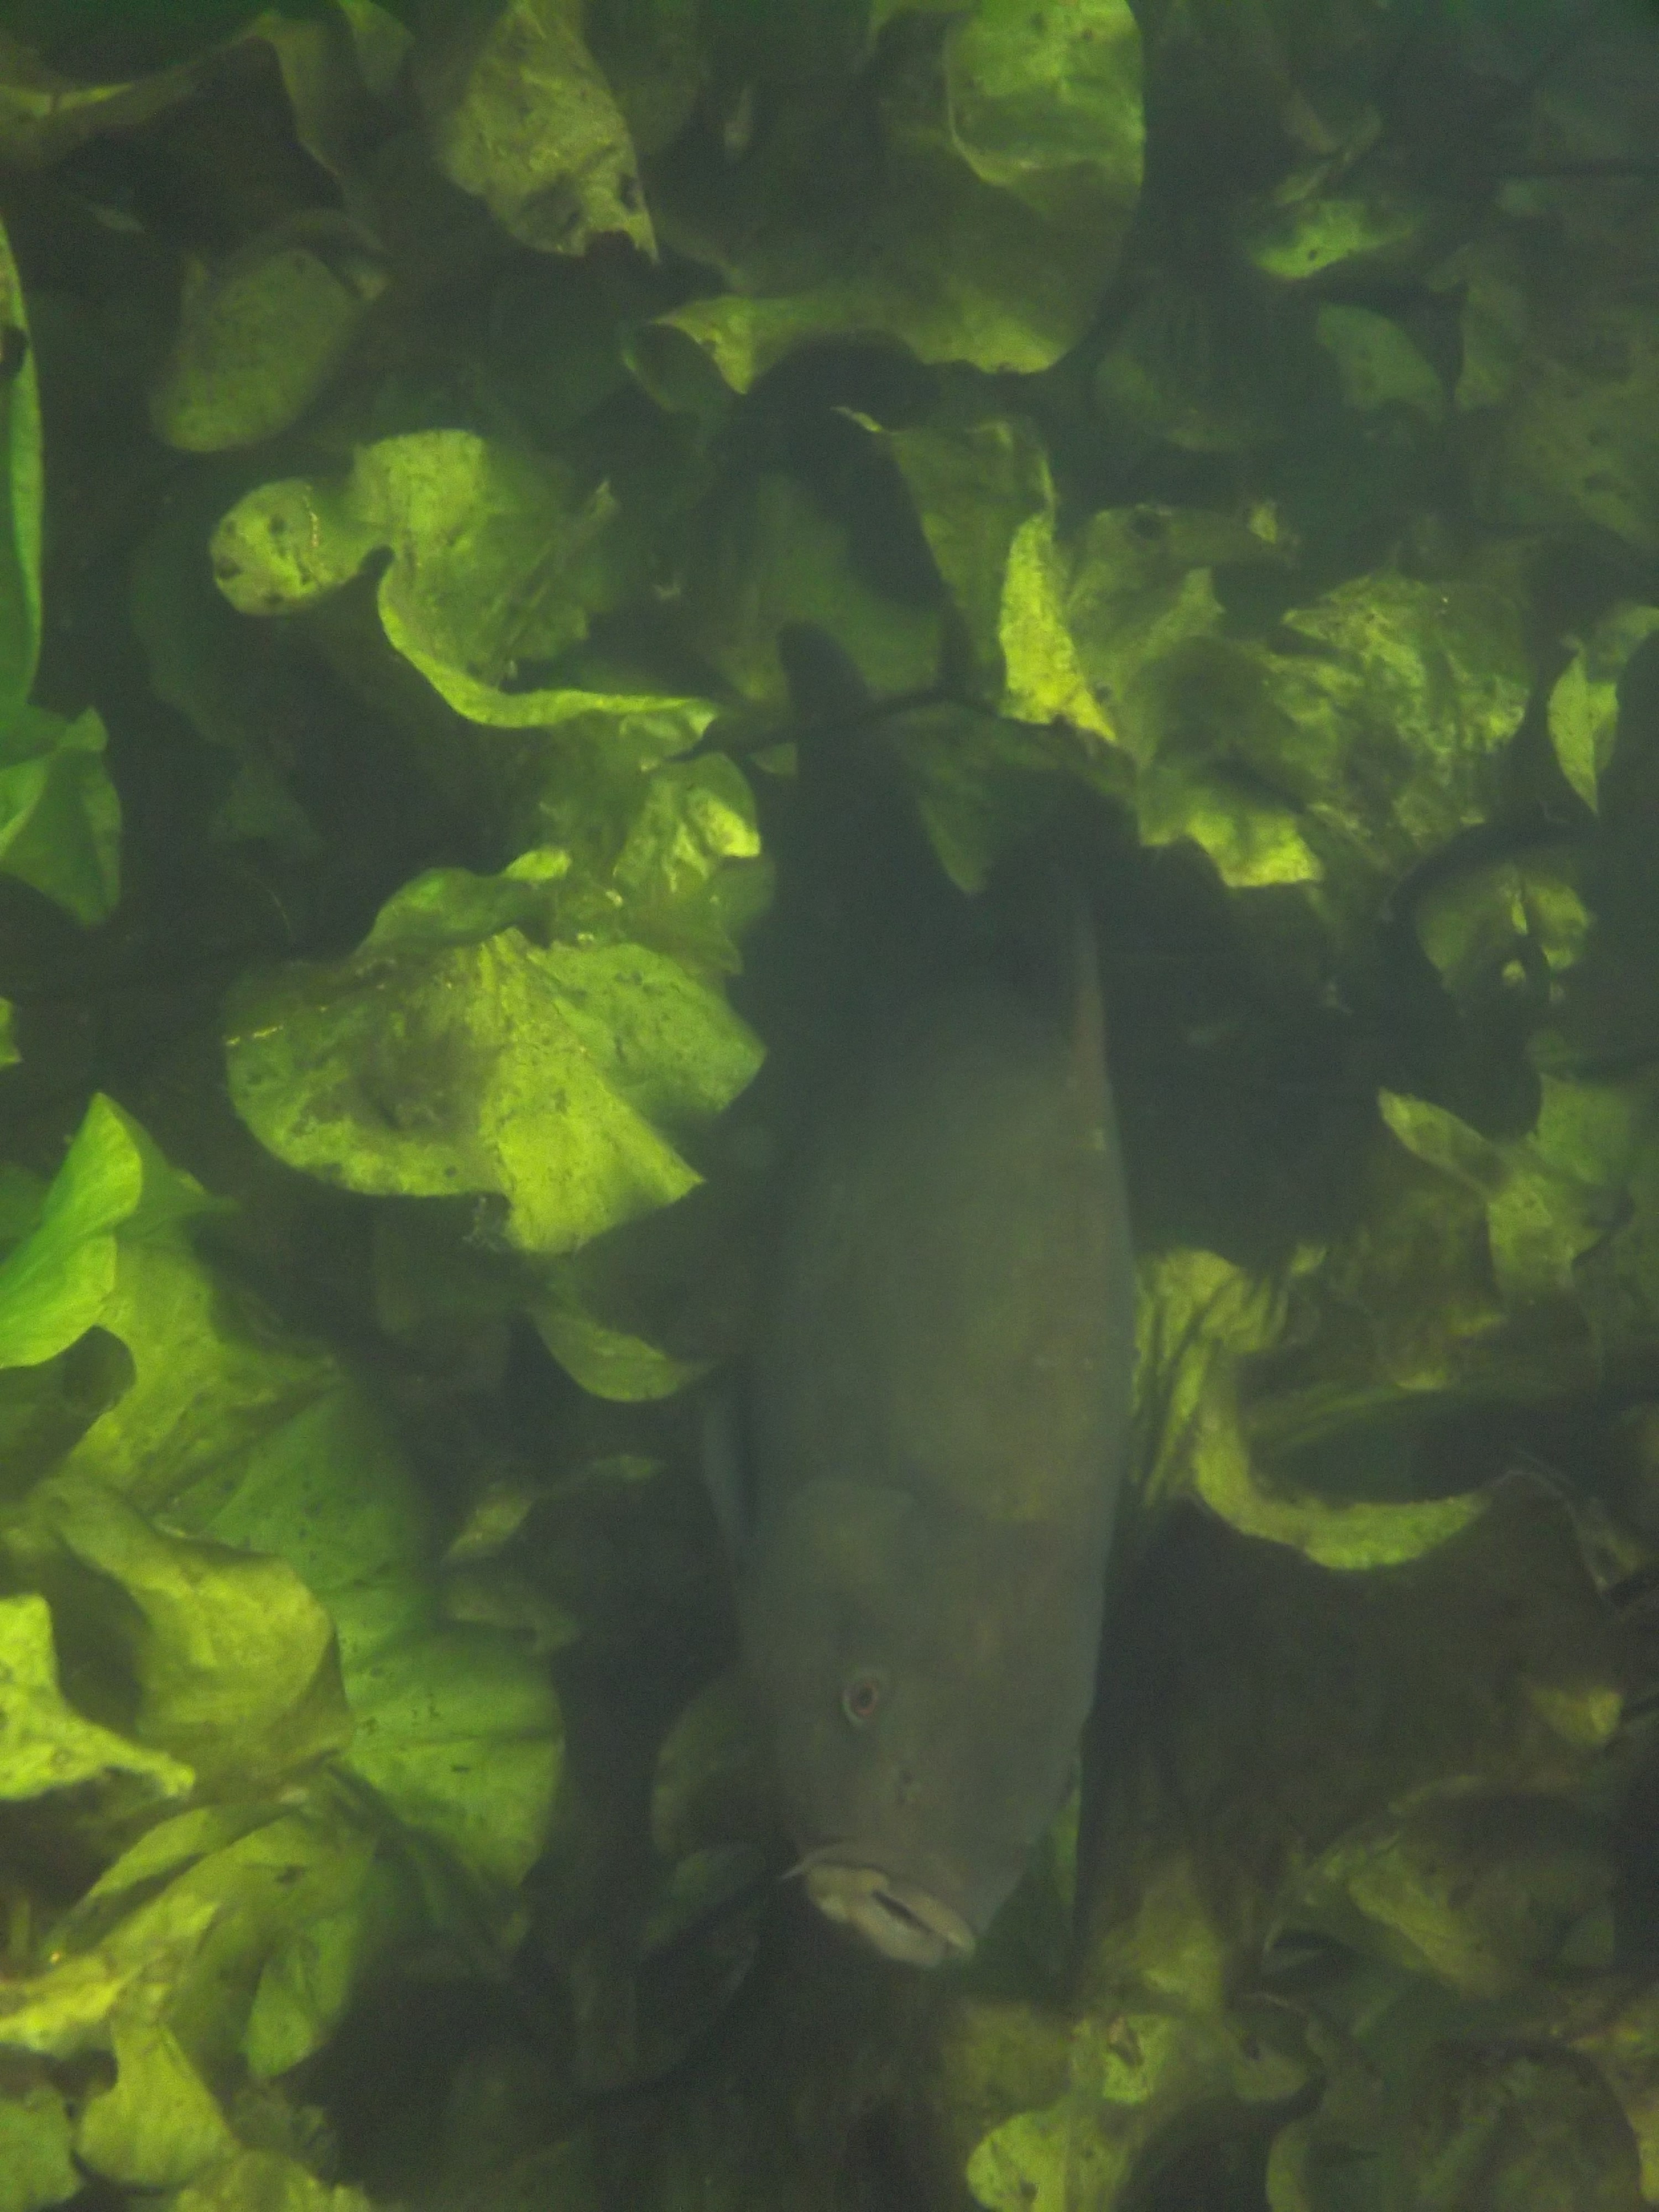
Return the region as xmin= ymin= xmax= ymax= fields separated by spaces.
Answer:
xmin=795 ymin=1855 xmax=976 ymax=1967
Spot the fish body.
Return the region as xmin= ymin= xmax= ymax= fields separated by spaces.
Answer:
xmin=736 ymin=904 xmax=1135 ymax=1965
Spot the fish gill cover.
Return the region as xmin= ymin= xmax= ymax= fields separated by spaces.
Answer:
xmin=0 ymin=0 xmax=1653 ymax=2206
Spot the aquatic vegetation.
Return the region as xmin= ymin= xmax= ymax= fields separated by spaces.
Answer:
xmin=0 ymin=0 xmax=1656 ymax=2208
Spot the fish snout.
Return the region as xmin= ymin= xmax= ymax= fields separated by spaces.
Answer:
xmin=798 ymin=1858 xmax=976 ymax=1967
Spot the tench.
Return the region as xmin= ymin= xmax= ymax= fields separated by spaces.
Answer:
xmin=719 ymin=633 xmax=1136 ymax=1966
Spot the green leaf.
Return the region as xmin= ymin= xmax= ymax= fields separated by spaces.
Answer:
xmin=0 ymin=704 xmax=120 ymax=926
xmin=1490 ymin=301 xmax=1659 ymax=553
xmin=199 ymin=1384 xmax=562 ymax=1897
xmin=0 ymin=214 xmax=40 ymax=709
xmin=49 ymin=1236 xmax=337 ymax=1518
xmin=62 ymin=1803 xmax=377 ymax=2074
xmin=149 ymin=216 xmax=388 ymax=453
xmin=419 ymin=0 xmax=654 ymax=258
xmin=242 ymin=1895 xmax=382 ymax=2080
xmin=635 ymin=0 xmax=1141 ymax=393
xmin=1315 ymin=305 xmax=1447 ymax=421
xmin=885 ymin=418 xmax=1100 ymax=723
xmin=172 ymin=2147 xmax=377 ymax=2212
xmin=1244 ymin=188 xmax=1432 ymax=284
xmin=128 ymin=481 xmax=321 ymax=861
xmin=0 ymin=36 xmax=206 ymax=169
xmin=343 ymin=1620 xmax=561 ymax=1893
xmin=530 ymin=1259 xmax=711 ymax=1401
xmin=1284 ymin=1787 xmax=1614 ymax=2001
xmin=225 ymin=925 xmax=761 ymax=1258
xmin=1413 ymin=848 xmax=1589 ymax=1011
xmin=679 ymin=467 xmax=941 ymax=714
xmin=0 ymin=1591 xmax=194 ymax=1804
xmin=0 ymin=2080 xmax=77 ymax=2212
xmin=596 ymin=755 xmax=769 ymax=979
xmin=1546 ymin=603 xmax=1659 ymax=812
xmin=0 ymin=1893 xmax=219 ymax=2059
xmin=211 ymin=430 xmax=708 ymax=735
xmin=74 ymin=2013 xmax=238 ymax=2189
xmin=1138 ymin=1248 xmax=1488 ymax=1568
xmin=0 ymin=1094 xmax=151 ymax=1370
xmin=22 ymin=1478 xmax=353 ymax=1796
xmin=1380 ymin=1091 xmax=1616 ymax=1311
xmin=1397 ymin=2042 xmax=1643 ymax=2210
xmin=48 ymin=1801 xmax=392 ymax=2095
xmin=359 ymin=858 xmax=564 ymax=956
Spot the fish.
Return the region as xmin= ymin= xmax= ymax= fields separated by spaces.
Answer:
xmin=714 ymin=627 xmax=1137 ymax=1967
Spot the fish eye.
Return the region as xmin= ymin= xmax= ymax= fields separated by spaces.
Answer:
xmin=841 ymin=1672 xmax=885 ymax=1726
